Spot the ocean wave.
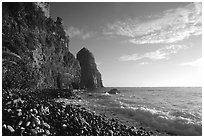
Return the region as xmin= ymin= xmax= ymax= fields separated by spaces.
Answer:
xmin=102 ymin=92 xmax=110 ymax=96
xmin=118 ymin=101 xmax=202 ymax=136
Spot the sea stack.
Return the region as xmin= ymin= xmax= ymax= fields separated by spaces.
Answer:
xmin=77 ymin=47 xmax=103 ymax=89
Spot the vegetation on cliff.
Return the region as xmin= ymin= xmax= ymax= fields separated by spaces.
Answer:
xmin=2 ymin=3 xmax=147 ymax=136
xmin=2 ymin=2 xmax=80 ymax=90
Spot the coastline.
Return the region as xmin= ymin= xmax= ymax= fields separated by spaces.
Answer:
xmin=3 ymin=88 xmax=201 ymax=136
xmin=78 ymin=87 xmax=202 ymax=136
xmin=2 ymin=88 xmax=154 ymax=136
xmin=74 ymin=89 xmax=170 ymax=136
xmin=2 ymin=2 xmax=202 ymax=137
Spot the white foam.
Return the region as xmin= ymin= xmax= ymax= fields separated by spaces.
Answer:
xmin=102 ymin=92 xmax=110 ymax=96
xmin=118 ymin=101 xmax=202 ymax=136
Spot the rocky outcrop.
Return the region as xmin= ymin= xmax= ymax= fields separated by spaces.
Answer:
xmin=77 ymin=48 xmax=103 ymax=89
xmin=35 ymin=2 xmax=50 ymax=18
xmin=2 ymin=2 xmax=81 ymax=90
xmin=107 ymin=89 xmax=120 ymax=94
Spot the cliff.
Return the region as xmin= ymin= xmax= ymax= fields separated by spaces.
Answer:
xmin=35 ymin=2 xmax=50 ymax=18
xmin=77 ymin=48 xmax=103 ymax=89
xmin=2 ymin=2 xmax=81 ymax=90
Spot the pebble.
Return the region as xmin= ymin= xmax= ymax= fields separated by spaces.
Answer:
xmin=7 ymin=125 xmax=15 ymax=133
xmin=35 ymin=117 xmax=41 ymax=125
xmin=38 ymin=128 xmax=44 ymax=133
xmin=7 ymin=108 xmax=12 ymax=113
xmin=42 ymin=122 xmax=50 ymax=129
xmin=31 ymin=121 xmax=36 ymax=127
xmin=2 ymin=88 xmax=154 ymax=136
xmin=26 ymin=121 xmax=31 ymax=127
xmin=33 ymin=109 xmax=38 ymax=114
xmin=18 ymin=120 xmax=23 ymax=126
xmin=3 ymin=124 xmax=7 ymax=129
xmin=109 ymin=130 xmax=114 ymax=136
xmin=45 ymin=130 xmax=51 ymax=135
xmin=62 ymin=124 xmax=67 ymax=128
xmin=20 ymin=127 xmax=25 ymax=131
xmin=30 ymin=129 xmax=37 ymax=136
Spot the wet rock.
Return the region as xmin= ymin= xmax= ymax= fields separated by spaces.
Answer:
xmin=3 ymin=124 xmax=7 ymax=129
xmin=6 ymin=108 xmax=12 ymax=113
xmin=30 ymin=129 xmax=37 ymax=136
xmin=45 ymin=130 xmax=51 ymax=135
xmin=42 ymin=122 xmax=50 ymax=129
xmin=38 ymin=128 xmax=44 ymax=134
xmin=62 ymin=124 xmax=67 ymax=128
xmin=18 ymin=120 xmax=23 ymax=126
xmin=20 ymin=127 xmax=25 ymax=135
xmin=7 ymin=125 xmax=15 ymax=133
xmin=16 ymin=109 xmax=22 ymax=116
xmin=108 ymin=89 xmax=120 ymax=94
xmin=26 ymin=121 xmax=31 ymax=127
xmin=109 ymin=130 xmax=114 ymax=136
xmin=33 ymin=109 xmax=38 ymax=114
xmin=34 ymin=117 xmax=41 ymax=125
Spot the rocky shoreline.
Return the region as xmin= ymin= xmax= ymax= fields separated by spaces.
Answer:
xmin=2 ymin=3 xmax=152 ymax=136
xmin=2 ymin=89 xmax=154 ymax=136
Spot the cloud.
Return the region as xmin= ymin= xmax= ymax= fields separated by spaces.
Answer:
xmin=119 ymin=44 xmax=187 ymax=61
xmin=65 ymin=26 xmax=95 ymax=40
xmin=180 ymin=58 xmax=203 ymax=67
xmin=65 ymin=26 xmax=81 ymax=38
xmin=82 ymin=32 xmax=95 ymax=40
xmin=139 ymin=62 xmax=149 ymax=65
xmin=104 ymin=2 xmax=202 ymax=44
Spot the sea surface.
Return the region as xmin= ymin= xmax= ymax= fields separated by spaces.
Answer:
xmin=89 ymin=87 xmax=202 ymax=136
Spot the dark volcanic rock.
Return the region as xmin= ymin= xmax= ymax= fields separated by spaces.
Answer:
xmin=2 ymin=2 xmax=81 ymax=90
xmin=108 ymin=89 xmax=120 ymax=94
xmin=77 ymin=48 xmax=103 ymax=89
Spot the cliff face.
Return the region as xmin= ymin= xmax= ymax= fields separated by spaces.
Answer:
xmin=2 ymin=2 xmax=81 ymax=90
xmin=35 ymin=2 xmax=50 ymax=18
xmin=77 ymin=48 xmax=103 ymax=89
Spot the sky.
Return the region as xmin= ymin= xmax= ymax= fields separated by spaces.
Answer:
xmin=50 ymin=2 xmax=202 ymax=87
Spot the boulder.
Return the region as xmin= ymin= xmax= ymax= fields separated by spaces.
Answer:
xmin=108 ymin=89 xmax=120 ymax=94
xmin=77 ymin=47 xmax=103 ymax=89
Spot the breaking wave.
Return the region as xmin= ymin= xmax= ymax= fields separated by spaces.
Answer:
xmin=118 ymin=101 xmax=202 ymax=136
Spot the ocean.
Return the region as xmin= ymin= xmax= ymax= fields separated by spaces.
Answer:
xmin=88 ymin=87 xmax=202 ymax=136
